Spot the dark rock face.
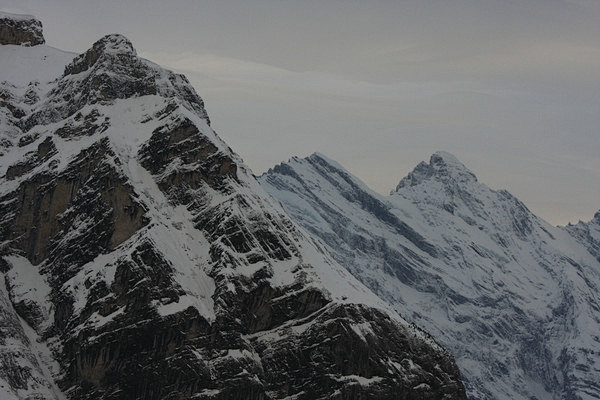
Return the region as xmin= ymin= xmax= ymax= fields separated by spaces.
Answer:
xmin=0 ymin=25 xmax=467 ymax=400
xmin=1 ymin=138 xmax=147 ymax=266
xmin=6 ymin=136 xmax=57 ymax=180
xmin=140 ymin=117 xmax=236 ymax=192
xmin=0 ymin=13 xmax=45 ymax=46
xmin=245 ymin=303 xmax=463 ymax=400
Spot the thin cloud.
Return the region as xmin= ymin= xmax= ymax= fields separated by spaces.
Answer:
xmin=3 ymin=0 xmax=599 ymax=225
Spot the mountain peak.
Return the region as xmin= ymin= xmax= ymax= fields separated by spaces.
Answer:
xmin=593 ymin=209 xmax=600 ymax=224
xmin=0 ymin=11 xmax=45 ymax=46
xmin=93 ymin=33 xmax=136 ymax=55
xmin=396 ymin=151 xmax=477 ymax=190
xmin=430 ymin=150 xmax=467 ymax=170
xmin=36 ymin=32 xmax=210 ymax=125
xmin=307 ymin=151 xmax=347 ymax=170
xmin=64 ymin=34 xmax=136 ymax=76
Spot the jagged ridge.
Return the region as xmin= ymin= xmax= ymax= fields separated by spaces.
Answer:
xmin=260 ymin=152 xmax=600 ymax=400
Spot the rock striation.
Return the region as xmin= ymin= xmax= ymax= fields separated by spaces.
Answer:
xmin=260 ymin=152 xmax=600 ymax=400
xmin=0 ymin=14 xmax=466 ymax=400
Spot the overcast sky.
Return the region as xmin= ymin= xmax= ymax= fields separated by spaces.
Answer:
xmin=3 ymin=0 xmax=599 ymax=225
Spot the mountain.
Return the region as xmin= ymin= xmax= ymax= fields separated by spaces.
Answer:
xmin=0 ymin=13 xmax=467 ymax=400
xmin=565 ymin=211 xmax=600 ymax=264
xmin=260 ymin=152 xmax=600 ymax=400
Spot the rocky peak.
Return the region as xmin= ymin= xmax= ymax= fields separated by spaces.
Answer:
xmin=396 ymin=151 xmax=477 ymax=190
xmin=18 ymin=33 xmax=209 ymax=131
xmin=308 ymin=151 xmax=340 ymax=166
xmin=64 ymin=34 xmax=136 ymax=76
xmin=0 ymin=12 xmax=45 ymax=46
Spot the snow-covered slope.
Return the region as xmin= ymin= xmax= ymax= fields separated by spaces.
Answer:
xmin=0 ymin=13 xmax=466 ymax=399
xmin=565 ymin=211 xmax=600 ymax=264
xmin=260 ymin=152 xmax=600 ymax=400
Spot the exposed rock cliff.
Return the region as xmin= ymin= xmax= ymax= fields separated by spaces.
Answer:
xmin=0 ymin=12 xmax=45 ymax=46
xmin=0 ymin=14 xmax=466 ymax=400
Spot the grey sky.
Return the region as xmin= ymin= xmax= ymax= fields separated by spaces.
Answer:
xmin=3 ymin=0 xmax=599 ymax=225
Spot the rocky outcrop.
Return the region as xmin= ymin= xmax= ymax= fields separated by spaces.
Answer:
xmin=0 ymin=18 xmax=467 ymax=400
xmin=395 ymin=151 xmax=477 ymax=190
xmin=0 ymin=12 xmax=45 ymax=46
xmin=1 ymin=138 xmax=148 ymax=266
xmin=5 ymin=136 xmax=56 ymax=180
xmin=18 ymin=34 xmax=209 ymax=134
xmin=139 ymin=117 xmax=236 ymax=193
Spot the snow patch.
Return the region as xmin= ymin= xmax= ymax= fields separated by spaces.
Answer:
xmin=4 ymin=255 xmax=53 ymax=330
xmin=330 ymin=374 xmax=384 ymax=386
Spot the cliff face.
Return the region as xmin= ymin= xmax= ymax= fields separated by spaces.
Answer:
xmin=0 ymin=14 xmax=466 ymax=400
xmin=0 ymin=12 xmax=45 ymax=46
xmin=260 ymin=152 xmax=600 ymax=400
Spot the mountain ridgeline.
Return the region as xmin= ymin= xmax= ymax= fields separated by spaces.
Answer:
xmin=260 ymin=152 xmax=600 ymax=400
xmin=0 ymin=13 xmax=467 ymax=400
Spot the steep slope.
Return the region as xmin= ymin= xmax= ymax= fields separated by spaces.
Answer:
xmin=260 ymin=152 xmax=600 ymax=400
xmin=565 ymin=211 xmax=600 ymax=263
xmin=0 ymin=13 xmax=466 ymax=400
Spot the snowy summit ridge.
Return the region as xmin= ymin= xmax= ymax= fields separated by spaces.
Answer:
xmin=261 ymin=151 xmax=600 ymax=400
xmin=65 ymin=33 xmax=137 ymax=75
xmin=396 ymin=151 xmax=477 ymax=190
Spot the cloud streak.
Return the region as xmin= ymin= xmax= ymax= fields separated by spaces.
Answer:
xmin=3 ymin=0 xmax=599 ymax=224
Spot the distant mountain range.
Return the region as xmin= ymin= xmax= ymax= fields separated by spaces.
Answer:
xmin=260 ymin=151 xmax=600 ymax=400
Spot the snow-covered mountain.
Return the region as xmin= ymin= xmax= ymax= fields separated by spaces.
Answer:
xmin=0 ymin=12 xmax=467 ymax=400
xmin=565 ymin=211 xmax=600 ymax=264
xmin=260 ymin=152 xmax=600 ymax=400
